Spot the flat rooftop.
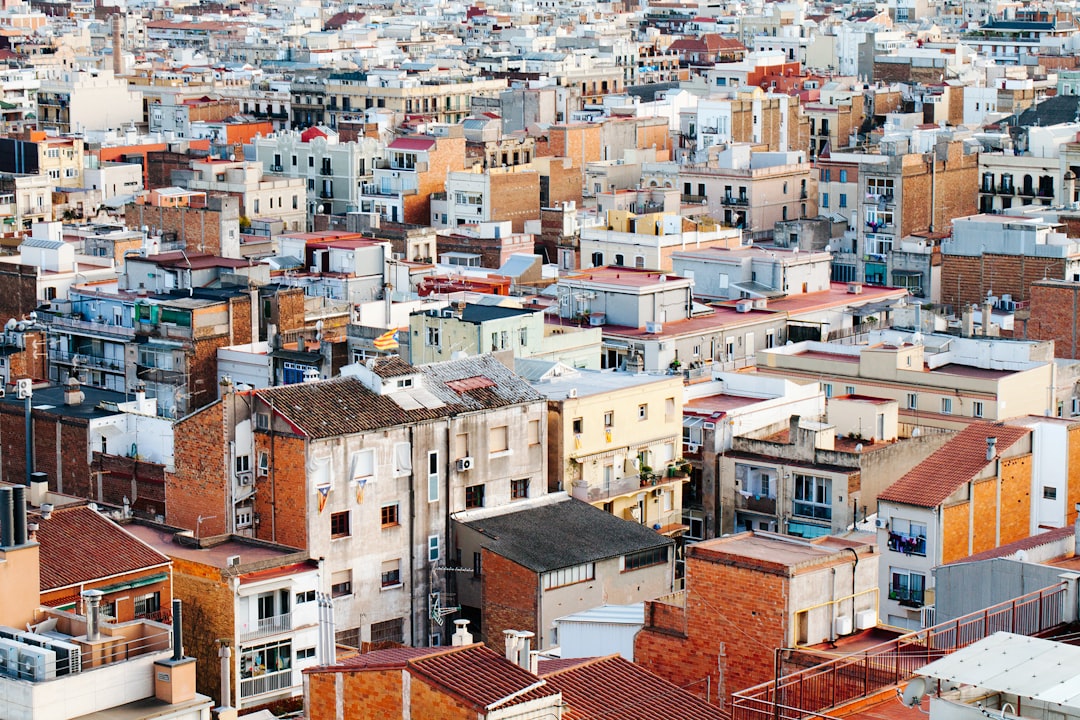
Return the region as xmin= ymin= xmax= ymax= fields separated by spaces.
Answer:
xmin=690 ymin=531 xmax=870 ymax=571
xmin=531 ymin=369 xmax=678 ymax=400
xmin=124 ymin=523 xmax=303 ymax=570
xmin=684 ymin=393 xmax=763 ymax=415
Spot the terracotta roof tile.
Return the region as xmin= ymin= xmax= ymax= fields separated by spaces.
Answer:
xmin=878 ymin=423 xmax=1031 ymax=508
xmin=35 ymin=506 xmax=171 ymax=592
xmin=540 ymin=655 xmax=724 ymax=720
xmin=409 ymin=645 xmax=558 ymax=710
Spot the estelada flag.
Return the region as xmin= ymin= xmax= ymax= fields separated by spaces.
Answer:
xmin=373 ymin=328 xmax=400 ymax=351
xmin=316 ymin=484 xmax=330 ymax=513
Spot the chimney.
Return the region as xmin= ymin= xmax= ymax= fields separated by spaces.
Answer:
xmin=789 ymin=415 xmax=801 ymax=443
xmin=217 ymin=642 xmax=233 ymax=713
xmin=12 ymin=485 xmax=26 ymax=546
xmin=983 ymin=298 xmax=993 ymax=336
xmin=0 ymin=485 xmax=13 ymax=547
xmin=515 ymin=631 xmax=534 ymax=672
xmin=986 ymin=436 xmax=997 ymax=462
xmin=503 ymin=630 xmax=520 ymax=661
xmin=297 ymin=336 xmax=306 ymax=352
xmin=82 ymin=588 xmax=104 ymax=641
xmin=29 ymin=471 xmax=47 ymax=507
xmin=154 ymin=598 xmax=198 ymax=705
xmin=64 ymin=375 xmax=84 ymax=406
xmin=451 ymin=619 xmax=473 ymax=647
xmin=961 ymin=306 xmax=974 ymax=338
xmin=111 ymin=14 xmax=123 ymax=77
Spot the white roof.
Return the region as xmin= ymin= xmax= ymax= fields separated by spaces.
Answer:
xmin=917 ymin=632 xmax=1080 ymax=708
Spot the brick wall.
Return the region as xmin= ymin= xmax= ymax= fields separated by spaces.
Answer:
xmin=93 ymin=452 xmax=167 ymax=518
xmin=635 ymin=548 xmax=788 ymax=707
xmin=171 ymin=557 xmax=234 ymax=706
xmin=0 ymin=263 xmax=40 ymax=322
xmin=548 ymin=125 xmax=602 ymax=165
xmin=941 ymin=502 xmax=970 ymax=564
xmin=8 ymin=330 xmax=46 ymax=381
xmin=253 ymin=431 xmax=308 ymax=549
xmin=405 ymin=136 xmax=466 ymax=226
xmin=481 ymin=549 xmax=537 ymax=654
xmin=410 ymin=673 xmax=475 ymax=719
xmin=900 ymin=145 xmax=977 ymax=239
xmin=1026 ymin=281 xmax=1080 ymax=358
xmin=305 ymin=669 xmax=405 ymax=720
xmin=0 ymin=408 xmax=93 ymax=497
xmin=274 ymin=287 xmax=307 ymax=334
xmin=490 ymin=171 xmax=540 ymax=233
xmin=167 ymin=401 xmax=228 ymax=535
xmin=999 ymin=454 xmax=1032 ymax=545
xmin=1068 ymin=426 xmax=1080 ymax=526
xmin=940 ymin=453 xmax=1031 ymax=563
xmin=941 ymin=254 xmax=1065 ymax=312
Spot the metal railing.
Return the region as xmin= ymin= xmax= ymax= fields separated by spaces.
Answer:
xmin=47 ymin=315 xmax=135 ymax=339
xmin=240 ymin=612 xmax=292 ymax=641
xmin=730 ymin=583 xmax=1067 ymax=720
xmin=240 ymin=668 xmax=293 ymax=699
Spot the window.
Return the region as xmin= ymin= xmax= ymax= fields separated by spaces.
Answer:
xmin=907 ymin=393 xmax=917 ymax=410
xmin=614 ymin=254 xmax=625 ymax=266
xmin=427 ymin=451 xmax=439 ymax=502
xmin=793 ymin=474 xmax=832 ymax=520
xmin=465 ymin=484 xmax=485 ymax=508
xmin=839 ymin=193 xmax=848 ymax=208
xmin=335 ymin=627 xmax=359 ymax=647
xmin=623 ymin=546 xmax=669 ymax=571
xmin=821 ymin=192 xmax=829 ymax=208
xmin=428 ymin=535 xmax=440 ymax=562
xmin=887 ymin=518 xmax=926 ymax=556
xmin=381 ymin=559 xmax=402 ymax=588
xmin=370 ymin=618 xmax=404 ymax=645
xmin=890 ymin=569 xmax=925 ymax=606
xmin=638 ymin=403 xmax=648 ymax=420
xmin=295 ymin=590 xmax=316 ymax=604
xmin=665 ymin=397 xmax=676 ymax=418
xmin=542 ymin=562 xmax=595 ymax=589
xmin=604 ymin=411 xmax=614 ymax=428
xmin=839 ymin=170 xmax=848 ymax=183
xmin=473 ymin=550 xmax=482 ymax=578
xmin=393 ymin=442 xmax=412 ymax=476
xmin=972 ymin=401 xmax=984 ymax=418
xmin=235 ymin=454 xmax=251 ymax=474
xmin=528 ymin=419 xmax=541 ymax=445
xmin=591 ymin=252 xmax=603 ymax=266
xmin=331 ymin=570 xmax=352 ymax=597
xmin=489 ymin=425 xmax=508 ymax=453
xmin=296 ymin=647 xmax=316 ymax=660
xmin=822 ymin=169 xmax=831 ymax=182
xmin=941 ymin=397 xmax=953 ymax=415
xmin=823 ymin=383 xmax=833 ymax=398
xmin=133 ymin=591 xmax=160 ymax=618
xmin=331 ymin=511 xmax=350 ymax=538
xmin=426 ymin=326 xmax=440 ymax=347
xmin=572 ymin=417 xmax=583 ymax=434
xmin=455 ymin=433 xmax=469 ymax=459
xmin=844 ymin=385 xmax=856 ymax=396
xmin=1044 ymin=486 xmax=1058 ymax=500
xmin=239 ymin=639 xmax=291 ymax=692
xmin=381 ymin=503 xmax=399 ymax=528
xmin=511 ymin=478 xmax=529 ymax=500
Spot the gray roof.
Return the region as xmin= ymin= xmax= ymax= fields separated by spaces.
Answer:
xmin=462 ymin=498 xmax=673 ymax=573
xmin=20 ymin=237 xmax=65 ymax=250
xmin=460 ymin=304 xmax=536 ymax=323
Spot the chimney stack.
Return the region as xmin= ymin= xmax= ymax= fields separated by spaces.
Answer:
xmin=986 ymin=436 xmax=997 ymax=462
xmin=12 ymin=485 xmax=26 ymax=546
xmin=515 ymin=631 xmax=535 ymax=673
xmin=983 ymin=298 xmax=994 ymax=337
xmin=154 ymin=598 xmax=198 ymax=705
xmin=111 ymin=14 xmax=124 ymax=77
xmin=82 ymin=588 xmax=104 ymax=641
xmin=503 ymin=630 xmax=520 ymax=662
xmin=0 ymin=486 xmax=13 ymax=547
xmin=451 ymin=619 xmax=473 ymax=647
xmin=29 ymin=471 xmax=48 ymax=507
xmin=64 ymin=375 xmax=84 ymax=406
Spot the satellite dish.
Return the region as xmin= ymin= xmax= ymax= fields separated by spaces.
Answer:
xmin=4 ymin=319 xmax=16 ymax=331
xmin=824 ymin=244 xmax=832 ymax=252
xmin=901 ymin=678 xmax=927 ymax=708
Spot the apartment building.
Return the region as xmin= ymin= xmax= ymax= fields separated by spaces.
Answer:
xmin=670 ymin=246 xmax=832 ymax=301
xmin=434 ymin=165 xmax=541 ymax=233
xmin=756 ymin=333 xmax=1057 ymax=430
xmin=250 ymin=127 xmax=384 ymax=218
xmin=166 ymin=355 xmax=548 ymax=650
xmin=358 ymin=134 xmax=466 ymax=225
xmin=529 ymin=367 xmax=686 ymax=533
xmin=125 ymin=524 xmax=322 ymax=710
xmin=182 ymin=158 xmax=307 ymax=233
xmin=876 ymin=422 xmax=1033 ymax=629
xmin=580 ymin=209 xmax=743 ymax=272
xmin=35 ymin=67 xmax=142 ymax=134
xmin=678 ymin=87 xmax=805 ymax=162
xmin=0 ymin=133 xmax=85 ymax=189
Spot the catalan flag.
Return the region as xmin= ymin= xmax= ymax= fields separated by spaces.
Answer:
xmin=373 ymin=327 xmax=401 ymax=351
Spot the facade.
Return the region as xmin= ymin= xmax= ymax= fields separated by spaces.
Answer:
xmin=876 ymin=422 xmax=1033 ymax=630
xmin=183 ymin=159 xmax=307 ymax=233
xmin=36 ymin=68 xmax=142 ymax=135
xmin=166 ymin=355 xmax=549 ymax=651
xmin=358 ymin=134 xmax=466 ymax=225
xmin=455 ymin=495 xmax=677 ymax=651
xmin=434 ymin=166 xmax=541 ymax=233
xmin=580 ymin=209 xmax=743 ymax=272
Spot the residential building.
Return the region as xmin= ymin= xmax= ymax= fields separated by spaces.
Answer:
xmin=35 ymin=67 xmax=142 ymax=135
xmin=304 ymin=642 xmax=564 ymax=720
xmin=580 ymin=209 xmax=743 ymax=272
xmin=678 ymin=146 xmax=816 ymax=239
xmin=635 ymin=531 xmax=878 ymax=708
xmin=433 ymin=222 xmax=536 ymax=269
xmin=125 ymin=191 xmax=242 ymax=258
xmin=0 ymin=68 xmax=40 ymax=132
xmin=322 ymin=70 xmax=507 ymax=128
xmin=527 ymin=366 xmax=686 ymax=533
xmin=0 ymin=486 xmax=213 ymax=720
xmin=0 ymin=133 xmax=85 ymax=189
xmin=166 ymin=355 xmax=548 ymax=650
xmin=805 ymin=84 xmax=865 ymax=160
xmin=0 ymin=172 xmax=53 ymax=242
xmin=250 ymin=127 xmax=384 ymax=218
xmin=876 ymin=422 xmax=1033 ymax=629
xmin=409 ymin=303 xmax=600 ymax=369
xmin=149 ymin=95 xmax=240 ymax=139
xmin=125 ymin=524 xmax=322 ymax=710
xmin=181 ymin=158 xmax=307 ymax=233
xmin=756 ymin=332 xmax=1057 ymax=430
xmin=359 ymin=134 xmax=467 ymax=225
xmin=678 ymin=88 xmax=805 ymax=162
xmin=454 ymin=494 xmax=676 ymax=651
xmin=433 ymin=165 xmax=541 ymax=233
xmin=670 ymin=246 xmax=832 ymax=301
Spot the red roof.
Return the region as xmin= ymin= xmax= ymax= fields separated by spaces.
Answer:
xmin=388 ymin=136 xmax=436 ymax=151
xmin=35 ymin=506 xmax=171 ymax=592
xmin=878 ymin=423 xmax=1031 ymax=508
xmin=540 ymin=655 xmax=724 ymax=720
xmin=301 ymin=126 xmax=328 ymax=142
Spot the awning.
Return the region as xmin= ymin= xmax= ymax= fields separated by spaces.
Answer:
xmin=93 ymin=572 xmax=168 ymax=595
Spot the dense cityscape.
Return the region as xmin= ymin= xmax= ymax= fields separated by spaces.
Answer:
xmin=0 ymin=0 xmax=1080 ymax=718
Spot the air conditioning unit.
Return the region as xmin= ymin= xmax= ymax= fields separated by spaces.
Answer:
xmin=456 ymin=456 xmax=474 ymax=472
xmin=847 ymin=283 xmax=863 ymax=295
xmin=855 ymin=609 xmax=877 ymax=630
xmin=651 ymin=487 xmax=664 ymax=498
xmin=875 ymin=517 xmax=888 ymax=529
xmin=568 ymin=388 xmax=578 ymax=398
xmin=685 ymin=443 xmax=699 ymax=453
xmin=227 ymin=555 xmax=241 ymax=568
xmin=833 ymin=615 xmax=853 ymax=637
xmin=703 ymin=422 xmax=716 ymax=430
xmin=237 ymin=471 xmax=253 ymax=486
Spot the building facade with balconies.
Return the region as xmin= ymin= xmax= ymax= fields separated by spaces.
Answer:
xmin=358 ymin=134 xmax=466 ymax=225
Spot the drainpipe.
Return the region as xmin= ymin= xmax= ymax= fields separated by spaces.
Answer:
xmin=844 ymin=547 xmax=859 ymax=626
xmin=408 ymin=425 xmax=416 ymax=646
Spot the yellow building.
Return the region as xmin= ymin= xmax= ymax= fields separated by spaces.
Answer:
xmin=526 ymin=362 xmax=687 ymax=536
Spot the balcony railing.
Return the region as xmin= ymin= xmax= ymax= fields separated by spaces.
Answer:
xmin=239 ymin=668 xmax=293 ymax=699
xmin=887 ymin=531 xmax=926 ymax=556
xmin=240 ymin=612 xmax=292 ymax=641
xmin=889 ymin=586 xmax=925 ymax=607
xmin=51 ymin=350 xmax=125 ymax=372
xmin=735 ymin=494 xmax=777 ymax=515
xmin=792 ymin=502 xmax=832 ymax=521
xmin=47 ymin=315 xmax=135 ymax=339
xmin=572 ymin=471 xmax=686 ymax=503
xmin=722 ymin=195 xmax=750 ymax=206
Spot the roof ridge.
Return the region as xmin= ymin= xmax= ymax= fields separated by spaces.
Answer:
xmin=539 ymin=654 xmax=618 ymax=677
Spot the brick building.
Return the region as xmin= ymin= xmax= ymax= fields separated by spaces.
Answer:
xmin=1025 ymin=279 xmax=1080 ymax=358
xmin=167 ymin=354 xmax=549 ymax=650
xmin=124 ymin=193 xmax=242 ymax=258
xmin=634 ymin=532 xmax=877 ymax=709
xmin=359 ymin=134 xmax=467 ymax=225
xmin=875 ymin=422 xmax=1033 ymax=629
xmin=435 ymin=167 xmax=540 ymax=232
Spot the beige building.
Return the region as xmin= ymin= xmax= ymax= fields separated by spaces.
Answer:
xmin=527 ymin=364 xmax=687 ymax=535
xmin=757 ymin=331 xmax=1057 ymax=430
xmin=323 ymin=69 xmax=507 ymax=127
xmin=579 ymin=208 xmax=743 ymax=272
xmin=36 ymin=67 xmax=142 ymax=134
xmin=183 ymin=158 xmax=307 ymax=231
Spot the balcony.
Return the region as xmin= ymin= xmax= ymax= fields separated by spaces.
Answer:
xmin=735 ymin=493 xmax=776 ymax=516
xmin=240 ymin=612 xmax=292 ymax=641
xmin=887 ymin=531 xmax=926 ymax=556
xmin=680 ymin=193 xmax=706 ymax=204
xmin=51 ymin=350 xmax=125 ymax=373
xmin=980 ymin=183 xmax=995 ymax=193
xmin=572 ymin=470 xmax=687 ymax=504
xmin=47 ymin=315 xmax=135 ymax=340
xmin=889 ymin=586 xmax=925 ymax=607
xmin=721 ymin=195 xmax=750 ymax=206
xmin=239 ymin=668 xmax=293 ymax=700
xmin=792 ymin=502 xmax=831 ymax=521
xmin=998 ymin=184 xmax=1014 ymax=195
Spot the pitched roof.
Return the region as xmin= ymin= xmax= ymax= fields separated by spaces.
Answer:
xmin=35 ymin=505 xmax=171 ymax=592
xmin=539 ymin=655 xmax=724 ymax=720
xmin=258 ymin=354 xmax=541 ymax=438
xmin=878 ymin=423 xmax=1031 ymax=508
xmin=388 ymin=136 xmax=436 ymax=151
xmin=950 ymin=524 xmax=1075 ymax=564
xmin=462 ymin=498 xmax=673 ymax=573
